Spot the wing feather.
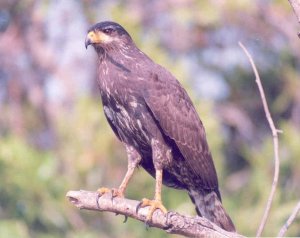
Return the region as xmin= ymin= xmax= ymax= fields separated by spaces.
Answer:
xmin=144 ymin=71 xmax=219 ymax=190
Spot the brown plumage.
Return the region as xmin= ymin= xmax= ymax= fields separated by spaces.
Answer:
xmin=85 ymin=21 xmax=235 ymax=232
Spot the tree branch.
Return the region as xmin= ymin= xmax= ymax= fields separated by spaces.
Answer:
xmin=66 ymin=190 xmax=245 ymax=238
xmin=277 ymin=201 xmax=300 ymax=237
xmin=238 ymin=42 xmax=281 ymax=237
xmin=288 ymin=0 xmax=300 ymax=38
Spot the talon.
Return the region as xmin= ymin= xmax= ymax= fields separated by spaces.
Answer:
xmin=136 ymin=198 xmax=167 ymax=222
xmin=111 ymin=188 xmax=117 ymax=198
xmin=96 ymin=192 xmax=101 ymax=209
xmin=144 ymin=221 xmax=150 ymax=230
xmin=136 ymin=200 xmax=144 ymax=214
xmin=123 ymin=215 xmax=128 ymax=223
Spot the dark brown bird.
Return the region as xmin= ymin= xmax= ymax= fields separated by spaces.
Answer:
xmin=85 ymin=21 xmax=235 ymax=232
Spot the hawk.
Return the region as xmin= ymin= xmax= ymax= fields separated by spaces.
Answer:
xmin=85 ymin=21 xmax=235 ymax=232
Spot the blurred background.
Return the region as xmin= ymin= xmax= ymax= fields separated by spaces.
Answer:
xmin=0 ymin=0 xmax=299 ymax=237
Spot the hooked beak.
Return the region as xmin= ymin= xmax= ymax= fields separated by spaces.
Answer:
xmin=85 ymin=36 xmax=91 ymax=49
xmin=85 ymin=30 xmax=99 ymax=49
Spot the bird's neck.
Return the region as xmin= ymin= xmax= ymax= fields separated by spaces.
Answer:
xmin=95 ymin=47 xmax=106 ymax=61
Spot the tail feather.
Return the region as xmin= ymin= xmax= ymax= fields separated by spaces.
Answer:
xmin=189 ymin=190 xmax=236 ymax=232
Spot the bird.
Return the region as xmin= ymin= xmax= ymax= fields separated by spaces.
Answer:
xmin=85 ymin=21 xmax=235 ymax=232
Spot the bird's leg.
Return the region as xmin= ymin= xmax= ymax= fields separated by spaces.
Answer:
xmin=136 ymin=138 xmax=169 ymax=221
xmin=98 ymin=145 xmax=141 ymax=198
xmin=137 ymin=169 xmax=167 ymax=221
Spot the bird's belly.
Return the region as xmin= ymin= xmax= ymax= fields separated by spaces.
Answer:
xmin=118 ymin=117 xmax=150 ymax=149
xmin=104 ymin=103 xmax=151 ymax=151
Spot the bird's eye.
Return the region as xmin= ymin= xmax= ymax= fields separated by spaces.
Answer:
xmin=103 ymin=28 xmax=114 ymax=34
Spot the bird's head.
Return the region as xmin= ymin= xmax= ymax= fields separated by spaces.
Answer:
xmin=85 ymin=21 xmax=132 ymax=52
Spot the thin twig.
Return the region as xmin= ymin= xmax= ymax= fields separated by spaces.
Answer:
xmin=238 ymin=42 xmax=281 ymax=237
xmin=277 ymin=201 xmax=300 ymax=237
xmin=66 ymin=190 xmax=245 ymax=238
xmin=288 ymin=0 xmax=300 ymax=38
xmin=288 ymin=0 xmax=300 ymax=23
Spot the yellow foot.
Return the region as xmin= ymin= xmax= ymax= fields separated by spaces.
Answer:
xmin=97 ymin=187 xmax=124 ymax=198
xmin=136 ymin=198 xmax=167 ymax=221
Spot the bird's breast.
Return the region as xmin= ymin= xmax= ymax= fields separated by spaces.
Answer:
xmin=98 ymin=57 xmax=153 ymax=153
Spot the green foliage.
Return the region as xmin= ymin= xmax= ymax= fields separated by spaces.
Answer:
xmin=0 ymin=137 xmax=66 ymax=237
xmin=0 ymin=220 xmax=30 ymax=238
